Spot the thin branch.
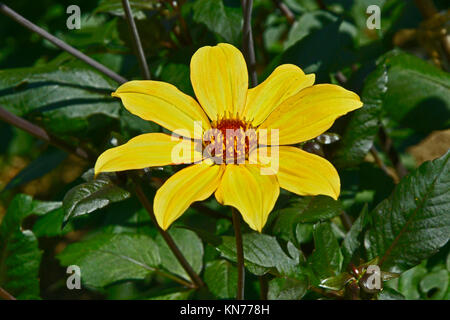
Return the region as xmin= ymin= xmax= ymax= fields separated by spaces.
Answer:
xmin=232 ymin=208 xmax=245 ymax=300
xmin=0 ymin=287 xmax=16 ymax=300
xmin=0 ymin=3 xmax=207 ymax=290
xmin=152 ymin=267 xmax=195 ymax=288
xmin=170 ymin=0 xmax=192 ymax=45
xmin=241 ymin=0 xmax=258 ymax=87
xmin=335 ymin=71 xmax=348 ymax=85
xmin=0 ymin=3 xmax=127 ymax=84
xmin=259 ymin=275 xmax=268 ymax=300
xmin=0 ymin=104 xmax=204 ymax=289
xmin=315 ymin=0 xmax=327 ymax=10
xmin=370 ymin=145 xmax=400 ymax=183
xmin=133 ymin=178 xmax=205 ymax=289
xmin=340 ymin=211 xmax=353 ymax=231
xmin=378 ymin=126 xmax=408 ymax=179
xmin=121 ymin=0 xmax=151 ymax=80
xmin=0 ymin=106 xmax=92 ymax=161
xmin=272 ymin=0 xmax=295 ymax=25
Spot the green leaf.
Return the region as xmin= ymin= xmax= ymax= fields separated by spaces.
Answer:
xmin=33 ymin=207 xmax=73 ymax=238
xmin=159 ymin=63 xmax=194 ymax=97
xmin=396 ymin=263 xmax=428 ymax=299
xmin=268 ymin=276 xmax=308 ymax=300
xmin=332 ymin=65 xmax=387 ymax=167
xmin=378 ymin=287 xmax=405 ymax=300
xmin=192 ymin=0 xmax=242 ymax=44
xmin=155 ymin=228 xmax=203 ymax=281
xmin=95 ymin=0 xmax=159 ymax=19
xmin=218 ymin=233 xmax=298 ymax=277
xmin=5 ymin=148 xmax=67 ymax=190
xmin=0 ymin=195 xmax=48 ymax=299
xmin=204 ymin=260 xmax=237 ymax=299
xmin=148 ymin=290 xmax=193 ymax=300
xmin=310 ymin=222 xmax=343 ymax=281
xmin=377 ymin=50 xmax=450 ymax=133
xmin=289 ymin=196 xmax=344 ymax=223
xmin=273 ymin=196 xmax=342 ymax=245
xmin=279 ymin=15 xmax=356 ymax=82
xmin=62 ymin=173 xmax=131 ymax=225
xmin=419 ymin=269 xmax=448 ymax=300
xmin=365 ymin=151 xmax=450 ymax=272
xmin=0 ymin=60 xmax=120 ymax=139
xmin=285 ymin=10 xmax=355 ymax=50
xmin=319 ymin=272 xmax=354 ymax=291
xmin=57 ymin=233 xmax=160 ymax=288
xmin=341 ymin=204 xmax=369 ymax=267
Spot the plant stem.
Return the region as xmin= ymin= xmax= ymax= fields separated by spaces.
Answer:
xmin=241 ymin=0 xmax=258 ymax=87
xmin=0 ymin=106 xmax=204 ymax=289
xmin=0 ymin=3 xmax=127 ymax=84
xmin=231 ymin=208 xmax=245 ymax=300
xmin=170 ymin=0 xmax=192 ymax=45
xmin=152 ymin=267 xmax=195 ymax=288
xmin=340 ymin=211 xmax=353 ymax=231
xmin=378 ymin=126 xmax=408 ymax=179
xmin=121 ymin=0 xmax=151 ymax=80
xmin=259 ymin=275 xmax=268 ymax=299
xmin=370 ymin=145 xmax=400 ymax=183
xmin=0 ymin=105 xmax=92 ymax=161
xmin=0 ymin=4 xmax=206 ymax=291
xmin=272 ymin=0 xmax=295 ymax=25
xmin=0 ymin=287 xmax=16 ymax=300
xmin=133 ymin=179 xmax=205 ymax=289
xmin=315 ymin=0 xmax=327 ymax=10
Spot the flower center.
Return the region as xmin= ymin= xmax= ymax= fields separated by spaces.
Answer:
xmin=204 ymin=118 xmax=257 ymax=164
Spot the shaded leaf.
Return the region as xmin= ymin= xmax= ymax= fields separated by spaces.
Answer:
xmin=379 ymin=50 xmax=450 ymax=133
xmin=332 ymin=65 xmax=387 ymax=167
xmin=0 ymin=195 xmax=49 ymax=299
xmin=320 ymin=272 xmax=354 ymax=291
xmin=192 ymin=0 xmax=242 ymax=44
xmin=218 ymin=233 xmax=298 ymax=277
xmin=279 ymin=16 xmax=356 ymax=82
xmin=310 ymin=222 xmax=343 ymax=280
xmin=0 ymin=60 xmax=120 ymax=139
xmin=378 ymin=287 xmax=405 ymax=300
xmin=155 ymin=228 xmax=203 ymax=281
xmin=342 ymin=204 xmax=369 ymax=267
xmin=5 ymin=148 xmax=67 ymax=191
xmin=268 ymin=276 xmax=308 ymax=300
xmin=204 ymin=260 xmax=237 ymax=299
xmin=289 ymin=196 xmax=344 ymax=223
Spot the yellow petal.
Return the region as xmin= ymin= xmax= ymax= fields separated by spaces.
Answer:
xmin=243 ymin=64 xmax=315 ymax=126
xmin=190 ymin=43 xmax=248 ymax=120
xmin=154 ymin=164 xmax=224 ymax=230
xmin=95 ymin=133 xmax=201 ymax=174
xmin=258 ymin=84 xmax=363 ymax=145
xmin=255 ymin=146 xmax=340 ymax=200
xmin=215 ymin=164 xmax=279 ymax=232
xmin=112 ymin=80 xmax=210 ymax=138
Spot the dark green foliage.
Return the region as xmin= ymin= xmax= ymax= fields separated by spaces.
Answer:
xmin=0 ymin=0 xmax=449 ymax=301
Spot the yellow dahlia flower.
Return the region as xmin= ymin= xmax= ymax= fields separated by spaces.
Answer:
xmin=95 ymin=43 xmax=363 ymax=232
